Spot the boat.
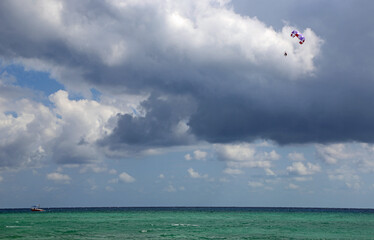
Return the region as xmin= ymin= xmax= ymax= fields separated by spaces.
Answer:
xmin=31 ymin=205 xmax=45 ymax=212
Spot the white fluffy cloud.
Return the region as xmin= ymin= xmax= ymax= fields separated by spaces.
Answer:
xmin=46 ymin=172 xmax=71 ymax=184
xmin=193 ymin=150 xmax=207 ymax=160
xmin=184 ymin=154 xmax=192 ymax=161
xmin=215 ymin=143 xmax=280 ymax=169
xmin=223 ymin=168 xmax=243 ymax=175
xmin=49 ymin=90 xmax=121 ymax=164
xmin=185 ymin=150 xmax=208 ymax=161
xmin=287 ymin=162 xmax=321 ymax=176
xmin=328 ymin=167 xmax=361 ymax=190
xmin=187 ymin=168 xmax=208 ymax=179
xmin=316 ymin=144 xmax=350 ymax=164
xmin=50 ymin=90 xmax=119 ymax=143
xmin=160 ymin=1 xmax=321 ymax=77
xmin=119 ymin=172 xmax=135 ymax=183
xmin=0 ymin=83 xmax=124 ymax=168
xmin=316 ymin=143 xmax=374 ymax=173
xmin=288 ymin=152 xmax=306 ymax=161
xmin=312 ymin=143 xmax=374 ymax=189
xmin=0 ymin=84 xmax=59 ymax=169
xmin=265 ymin=168 xmax=276 ymax=176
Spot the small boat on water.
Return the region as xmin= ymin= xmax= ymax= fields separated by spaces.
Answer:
xmin=31 ymin=205 xmax=45 ymax=212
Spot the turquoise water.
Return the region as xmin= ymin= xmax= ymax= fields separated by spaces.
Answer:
xmin=1 ymin=207 xmax=374 ymax=239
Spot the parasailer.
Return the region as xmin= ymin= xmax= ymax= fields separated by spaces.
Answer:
xmin=291 ymin=30 xmax=305 ymax=44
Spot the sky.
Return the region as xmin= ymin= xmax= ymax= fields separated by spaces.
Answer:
xmin=1 ymin=0 xmax=374 ymax=208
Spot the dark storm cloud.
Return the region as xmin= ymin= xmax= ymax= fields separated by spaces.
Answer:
xmin=188 ymin=0 xmax=374 ymax=144
xmin=189 ymin=74 xmax=374 ymax=144
xmin=1 ymin=0 xmax=374 ymax=151
xmin=0 ymin=140 xmax=28 ymax=168
xmin=101 ymin=93 xmax=196 ymax=149
xmin=0 ymin=0 xmax=216 ymax=94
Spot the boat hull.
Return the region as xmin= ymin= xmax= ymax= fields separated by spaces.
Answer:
xmin=31 ymin=208 xmax=45 ymax=212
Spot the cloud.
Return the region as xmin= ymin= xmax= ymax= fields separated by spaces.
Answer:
xmin=185 ymin=150 xmax=208 ymax=161
xmin=293 ymin=177 xmax=311 ymax=182
xmin=108 ymin=178 xmax=118 ymax=184
xmin=265 ymin=168 xmax=276 ymax=176
xmin=109 ymin=172 xmax=137 ymax=184
xmin=109 ymin=169 xmax=117 ymax=175
xmin=1 ymin=0 xmax=374 ymax=157
xmin=100 ymin=93 xmax=196 ymax=153
xmin=164 ymin=185 xmax=177 ymax=192
xmin=0 ymin=79 xmax=126 ymax=169
xmin=288 ymin=152 xmax=306 ymax=161
xmin=184 ymin=154 xmax=192 ymax=161
xmin=313 ymin=142 xmax=374 ymax=189
xmin=223 ymin=168 xmax=243 ymax=175
xmin=0 ymin=80 xmax=58 ymax=169
xmin=5 ymin=0 xmax=312 ymax=91
xmin=79 ymin=164 xmax=108 ymax=174
xmin=0 ymin=71 xmax=34 ymax=100
xmin=248 ymin=181 xmax=264 ymax=188
xmin=357 ymin=145 xmax=374 ymax=173
xmin=46 ymin=172 xmax=71 ymax=184
xmin=316 ymin=144 xmax=350 ymax=165
xmin=193 ymin=150 xmax=208 ymax=160
xmin=287 ymin=183 xmax=299 ymax=190
xmin=119 ymin=172 xmax=135 ymax=183
xmin=186 ymin=2 xmax=374 ymax=145
xmin=87 ymin=178 xmax=98 ymax=191
xmin=0 ymin=0 xmax=337 ymax=150
xmin=105 ymin=186 xmax=114 ymax=192
xmin=215 ymin=143 xmax=279 ymax=169
xmin=328 ymin=167 xmax=361 ymax=190
xmin=187 ymin=168 xmax=208 ymax=179
xmin=49 ymin=90 xmax=121 ymax=164
xmin=315 ymin=143 xmax=374 ymax=173
xmin=287 ymin=162 xmax=321 ymax=176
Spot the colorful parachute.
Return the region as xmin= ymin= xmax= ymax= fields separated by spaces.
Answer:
xmin=291 ymin=30 xmax=305 ymax=44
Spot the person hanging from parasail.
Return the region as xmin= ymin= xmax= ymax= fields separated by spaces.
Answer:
xmin=285 ymin=29 xmax=305 ymax=56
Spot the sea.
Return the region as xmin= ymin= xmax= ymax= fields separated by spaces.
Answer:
xmin=1 ymin=207 xmax=374 ymax=239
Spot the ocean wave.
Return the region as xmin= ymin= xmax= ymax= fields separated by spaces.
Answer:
xmin=171 ymin=223 xmax=199 ymax=227
xmin=6 ymin=226 xmax=32 ymax=228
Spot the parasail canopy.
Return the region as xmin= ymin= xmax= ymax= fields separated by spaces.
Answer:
xmin=291 ymin=30 xmax=305 ymax=44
